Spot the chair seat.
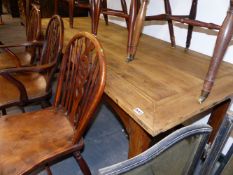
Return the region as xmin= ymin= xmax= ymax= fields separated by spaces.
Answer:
xmin=0 ymin=51 xmax=32 ymax=69
xmin=0 ymin=108 xmax=74 ymax=175
xmin=0 ymin=72 xmax=47 ymax=106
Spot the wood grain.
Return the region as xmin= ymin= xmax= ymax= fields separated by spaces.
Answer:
xmin=42 ymin=17 xmax=233 ymax=137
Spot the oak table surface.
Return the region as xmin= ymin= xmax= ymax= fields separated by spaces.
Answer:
xmin=42 ymin=17 xmax=233 ymax=137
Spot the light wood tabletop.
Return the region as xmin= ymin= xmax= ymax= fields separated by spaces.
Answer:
xmin=42 ymin=17 xmax=233 ymax=157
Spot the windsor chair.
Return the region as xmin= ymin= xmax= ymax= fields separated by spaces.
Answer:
xmin=0 ymin=15 xmax=63 ymax=115
xmin=0 ymin=31 xmax=106 ymax=175
xmin=0 ymin=5 xmax=41 ymax=69
xmin=95 ymin=0 xmax=199 ymax=60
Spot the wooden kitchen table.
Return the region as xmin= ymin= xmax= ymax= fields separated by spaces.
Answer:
xmin=42 ymin=17 xmax=233 ymax=158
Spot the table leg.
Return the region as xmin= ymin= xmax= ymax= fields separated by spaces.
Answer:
xmin=127 ymin=0 xmax=148 ymax=61
xmin=127 ymin=116 xmax=152 ymax=158
xmin=208 ymin=99 xmax=231 ymax=144
xmin=103 ymin=93 xmax=152 ymax=158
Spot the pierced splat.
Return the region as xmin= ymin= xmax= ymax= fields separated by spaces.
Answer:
xmin=54 ymin=32 xmax=106 ymax=142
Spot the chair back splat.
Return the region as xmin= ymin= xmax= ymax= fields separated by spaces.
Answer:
xmin=40 ymin=15 xmax=64 ymax=92
xmin=0 ymin=15 xmax=63 ymax=114
xmin=26 ymin=5 xmax=41 ymax=42
xmin=54 ymin=32 xmax=106 ymax=143
xmin=25 ymin=5 xmax=41 ymax=63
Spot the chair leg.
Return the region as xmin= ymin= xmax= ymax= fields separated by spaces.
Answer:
xmin=19 ymin=106 xmax=25 ymax=113
xmin=186 ymin=0 xmax=198 ymax=50
xmin=45 ymin=166 xmax=53 ymax=175
xmin=199 ymin=2 xmax=233 ymax=103
xmin=54 ymin=0 xmax=58 ymax=14
xmin=0 ymin=15 xmax=3 ymax=25
xmin=74 ymin=151 xmax=91 ymax=175
xmin=41 ymin=100 xmax=52 ymax=109
xmin=1 ymin=108 xmax=6 ymax=115
xmin=93 ymin=0 xmax=101 ymax=35
xmin=102 ymin=0 xmax=108 ymax=25
xmin=69 ymin=0 xmax=74 ymax=28
xmin=164 ymin=0 xmax=175 ymax=47
xmin=121 ymin=0 xmax=129 ymax=29
xmin=127 ymin=0 xmax=148 ymax=61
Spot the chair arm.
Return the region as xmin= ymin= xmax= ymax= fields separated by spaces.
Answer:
xmin=0 ymin=40 xmax=44 ymax=49
xmin=0 ymin=62 xmax=56 ymax=75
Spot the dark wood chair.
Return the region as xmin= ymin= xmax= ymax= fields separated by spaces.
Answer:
xmin=99 ymin=0 xmax=129 ymax=28
xmin=0 ymin=31 xmax=106 ymax=175
xmin=98 ymin=124 xmax=212 ymax=175
xmin=128 ymin=0 xmax=233 ymax=103
xmin=0 ymin=14 xmax=64 ymax=115
xmin=0 ymin=5 xmax=41 ymax=69
xmin=95 ymin=0 xmax=199 ymax=60
xmin=54 ymin=0 xmax=95 ymax=31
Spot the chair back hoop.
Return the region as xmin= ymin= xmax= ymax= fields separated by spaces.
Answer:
xmin=98 ymin=124 xmax=212 ymax=175
xmin=26 ymin=5 xmax=41 ymax=42
xmin=25 ymin=5 xmax=41 ymax=61
xmin=54 ymin=32 xmax=106 ymax=143
xmin=40 ymin=15 xmax=64 ymax=91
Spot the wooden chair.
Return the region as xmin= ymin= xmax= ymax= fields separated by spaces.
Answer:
xmin=99 ymin=0 xmax=129 ymax=28
xmin=0 ymin=14 xmax=64 ymax=115
xmin=98 ymin=124 xmax=212 ymax=175
xmin=95 ymin=0 xmax=199 ymax=59
xmin=0 ymin=5 xmax=41 ymax=69
xmin=128 ymin=0 xmax=233 ymax=103
xmin=54 ymin=0 xmax=95 ymax=32
xmin=0 ymin=31 xmax=106 ymax=175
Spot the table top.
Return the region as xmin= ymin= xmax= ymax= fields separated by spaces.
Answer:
xmin=42 ymin=17 xmax=233 ymax=137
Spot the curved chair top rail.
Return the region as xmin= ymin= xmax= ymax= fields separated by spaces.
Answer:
xmin=26 ymin=5 xmax=41 ymax=42
xmin=54 ymin=31 xmax=106 ymax=144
